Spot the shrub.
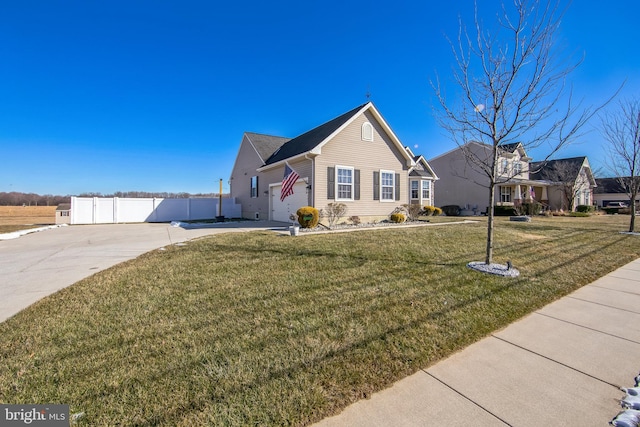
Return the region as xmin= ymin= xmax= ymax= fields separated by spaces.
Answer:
xmin=402 ymin=203 xmax=423 ymax=221
xmin=493 ymin=205 xmax=517 ymax=216
xmin=433 ymin=207 xmax=443 ymax=216
xmin=423 ymin=205 xmax=436 ymax=216
xmin=321 ymin=203 xmax=348 ymax=227
xmin=390 ymin=212 xmax=406 ymax=223
xmin=440 ymin=205 xmax=461 ymax=216
xmin=576 ymin=205 xmax=595 ymax=213
xmin=348 ymin=216 xmax=361 ymax=225
xmin=568 ymin=212 xmax=590 ymax=217
xmin=296 ymin=206 xmax=319 ymax=228
xmin=516 ymin=202 xmax=542 ymax=216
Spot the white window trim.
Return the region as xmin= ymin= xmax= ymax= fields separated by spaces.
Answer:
xmin=250 ymin=176 xmax=258 ymax=198
xmin=410 ymin=180 xmax=419 ymax=200
xmin=380 ymin=169 xmax=395 ymax=202
xmin=500 ymin=186 xmax=512 ymax=203
xmin=361 ymin=122 xmax=373 ymax=141
xmin=422 ymin=180 xmax=430 ymax=200
xmin=336 ymin=165 xmax=354 ymax=201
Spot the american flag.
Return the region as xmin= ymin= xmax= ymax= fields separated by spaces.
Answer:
xmin=280 ymin=164 xmax=300 ymax=201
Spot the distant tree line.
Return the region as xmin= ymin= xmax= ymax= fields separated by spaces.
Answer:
xmin=0 ymin=191 xmax=226 ymax=206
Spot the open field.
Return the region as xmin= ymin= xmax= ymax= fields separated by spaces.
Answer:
xmin=0 ymin=215 xmax=638 ymax=425
xmin=0 ymin=206 xmax=57 ymax=233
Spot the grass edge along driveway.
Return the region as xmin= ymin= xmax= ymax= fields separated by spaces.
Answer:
xmin=1 ymin=216 xmax=638 ymax=426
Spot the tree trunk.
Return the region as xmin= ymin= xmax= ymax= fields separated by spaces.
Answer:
xmin=630 ymin=194 xmax=637 ymax=233
xmin=485 ymin=183 xmax=495 ymax=265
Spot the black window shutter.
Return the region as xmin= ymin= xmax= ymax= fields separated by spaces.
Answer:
xmin=256 ymin=176 xmax=259 ymax=197
xmin=373 ymin=171 xmax=380 ymax=200
xmin=395 ymin=173 xmax=401 ymax=201
xmin=354 ymin=169 xmax=360 ymax=200
xmin=327 ymin=167 xmax=335 ymax=199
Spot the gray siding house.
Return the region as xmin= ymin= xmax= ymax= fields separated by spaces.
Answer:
xmin=429 ymin=141 xmax=595 ymax=212
xmin=230 ymin=102 xmax=438 ymax=222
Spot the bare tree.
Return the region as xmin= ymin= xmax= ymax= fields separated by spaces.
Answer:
xmin=433 ymin=0 xmax=600 ymax=264
xmin=601 ymin=98 xmax=640 ymax=232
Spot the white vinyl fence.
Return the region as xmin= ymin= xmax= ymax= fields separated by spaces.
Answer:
xmin=70 ymin=197 xmax=241 ymax=225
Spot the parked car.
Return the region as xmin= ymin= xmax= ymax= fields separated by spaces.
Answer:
xmin=606 ymin=201 xmax=628 ymax=208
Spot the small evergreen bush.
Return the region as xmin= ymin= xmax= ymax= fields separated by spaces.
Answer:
xmin=390 ymin=212 xmax=406 ymax=223
xmin=494 ymin=205 xmax=517 ymax=216
xmin=423 ymin=205 xmax=435 ymax=216
xmin=348 ymin=216 xmax=361 ymax=225
xmin=296 ymin=206 xmax=319 ymax=228
xmin=433 ymin=207 xmax=443 ymax=216
xmin=440 ymin=205 xmax=461 ymax=216
xmin=568 ymin=212 xmax=590 ymax=217
xmin=576 ymin=205 xmax=595 ymax=213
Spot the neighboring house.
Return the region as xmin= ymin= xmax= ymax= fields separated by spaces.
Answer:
xmin=55 ymin=203 xmax=71 ymax=224
xmin=229 ymin=102 xmax=438 ymax=222
xmin=529 ymin=157 xmax=596 ymax=211
xmin=429 ymin=141 xmax=595 ymax=212
xmin=594 ymin=177 xmax=640 ymax=208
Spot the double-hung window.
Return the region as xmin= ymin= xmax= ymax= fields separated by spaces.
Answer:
xmin=336 ymin=166 xmax=354 ymax=200
xmin=513 ymin=162 xmax=522 ymax=175
xmin=410 ymin=180 xmax=419 ymax=199
xmin=381 ymin=171 xmax=394 ymax=201
xmin=422 ymin=180 xmax=430 ymax=199
xmin=501 ymin=159 xmax=509 ymax=175
xmin=500 ymin=186 xmax=512 ymax=203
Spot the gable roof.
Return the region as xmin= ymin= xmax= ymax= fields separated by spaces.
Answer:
xmin=499 ymin=142 xmax=521 ymax=153
xmin=245 ymin=132 xmax=291 ymax=164
xmin=264 ymin=103 xmax=368 ymax=165
xmin=529 ymin=157 xmax=592 ymax=183
xmin=258 ymin=102 xmax=414 ymax=170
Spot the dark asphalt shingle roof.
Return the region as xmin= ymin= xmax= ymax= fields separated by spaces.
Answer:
xmin=264 ymin=103 xmax=368 ymax=165
xmin=499 ymin=142 xmax=521 ymax=153
xmin=245 ymin=132 xmax=291 ymax=163
xmin=529 ymin=157 xmax=586 ymax=181
xmin=56 ymin=203 xmax=71 ymax=211
xmin=594 ymin=177 xmax=628 ymax=194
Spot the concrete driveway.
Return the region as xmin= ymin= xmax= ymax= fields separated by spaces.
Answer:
xmin=0 ymin=221 xmax=284 ymax=323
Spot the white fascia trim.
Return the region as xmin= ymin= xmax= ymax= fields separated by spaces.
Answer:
xmin=256 ymin=152 xmax=315 ymax=173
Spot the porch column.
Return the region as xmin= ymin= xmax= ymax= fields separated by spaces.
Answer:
xmin=513 ymin=185 xmax=521 ymax=206
xmin=541 ymin=186 xmax=548 ymax=202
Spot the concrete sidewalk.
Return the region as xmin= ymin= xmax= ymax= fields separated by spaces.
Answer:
xmin=315 ymin=258 xmax=640 ymax=426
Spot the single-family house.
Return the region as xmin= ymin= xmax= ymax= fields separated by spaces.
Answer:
xmin=594 ymin=177 xmax=640 ymax=208
xmin=428 ymin=141 xmax=595 ymax=212
xmin=229 ymin=102 xmax=438 ymax=222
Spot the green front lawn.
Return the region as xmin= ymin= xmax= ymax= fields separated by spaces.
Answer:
xmin=1 ymin=216 xmax=638 ymax=426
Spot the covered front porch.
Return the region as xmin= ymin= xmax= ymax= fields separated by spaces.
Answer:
xmin=496 ymin=181 xmax=550 ymax=209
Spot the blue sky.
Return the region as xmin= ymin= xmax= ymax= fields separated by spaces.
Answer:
xmin=1 ymin=1 xmax=638 ymax=195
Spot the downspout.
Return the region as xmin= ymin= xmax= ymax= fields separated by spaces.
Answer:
xmin=305 ymin=154 xmax=314 ymax=207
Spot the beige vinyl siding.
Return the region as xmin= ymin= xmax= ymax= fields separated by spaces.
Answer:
xmin=230 ymin=135 xmax=272 ymax=219
xmin=314 ymin=111 xmax=408 ymax=218
xmin=262 ymin=158 xmax=313 ymax=219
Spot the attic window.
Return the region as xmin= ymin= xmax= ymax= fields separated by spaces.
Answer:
xmin=361 ymin=122 xmax=373 ymax=141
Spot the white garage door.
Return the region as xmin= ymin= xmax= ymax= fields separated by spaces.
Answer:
xmin=271 ymin=182 xmax=309 ymax=222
